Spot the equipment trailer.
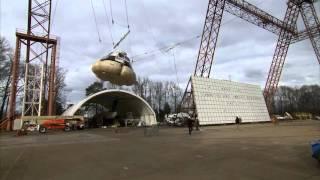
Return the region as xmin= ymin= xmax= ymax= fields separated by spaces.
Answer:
xmin=16 ymin=116 xmax=85 ymax=134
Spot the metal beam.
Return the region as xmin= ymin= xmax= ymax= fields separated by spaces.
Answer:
xmin=6 ymin=37 xmax=21 ymax=130
xmin=182 ymin=0 xmax=226 ymax=113
xmin=16 ymin=32 xmax=57 ymax=44
xmin=291 ymin=25 xmax=320 ymax=43
xmin=48 ymin=44 xmax=57 ymax=115
xmin=180 ymin=78 xmax=194 ymax=114
xmin=264 ymin=1 xmax=300 ymax=111
xmin=225 ymin=0 xmax=297 ymax=35
xmin=194 ymin=0 xmax=226 ymax=77
xmin=299 ymin=1 xmax=320 ymax=63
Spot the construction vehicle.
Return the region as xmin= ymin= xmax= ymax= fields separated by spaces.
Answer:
xmin=14 ymin=116 xmax=85 ymax=133
xmin=165 ymin=113 xmax=190 ymax=126
xmin=39 ymin=117 xmax=85 ymax=133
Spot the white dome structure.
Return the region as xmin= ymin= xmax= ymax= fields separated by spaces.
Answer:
xmin=62 ymin=89 xmax=157 ymax=126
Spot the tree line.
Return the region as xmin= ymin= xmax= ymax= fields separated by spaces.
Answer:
xmin=0 ymin=37 xmax=13 ymax=119
xmin=85 ymin=77 xmax=183 ymax=121
xmin=272 ymin=85 xmax=320 ymax=115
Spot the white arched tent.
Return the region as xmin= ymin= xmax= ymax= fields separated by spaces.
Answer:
xmin=62 ymin=89 xmax=157 ymax=126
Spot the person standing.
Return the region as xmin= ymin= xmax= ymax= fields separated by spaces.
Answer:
xmin=195 ymin=115 xmax=200 ymax=131
xmin=187 ymin=117 xmax=193 ymax=135
xmin=235 ymin=116 xmax=241 ymax=129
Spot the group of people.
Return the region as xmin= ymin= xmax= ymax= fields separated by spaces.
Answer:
xmin=186 ymin=115 xmax=243 ymax=135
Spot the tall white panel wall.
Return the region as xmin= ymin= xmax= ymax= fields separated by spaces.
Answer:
xmin=192 ymin=76 xmax=270 ymax=125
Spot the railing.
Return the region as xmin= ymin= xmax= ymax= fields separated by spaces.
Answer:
xmin=0 ymin=118 xmax=9 ymax=130
xmin=16 ymin=28 xmax=58 ymax=40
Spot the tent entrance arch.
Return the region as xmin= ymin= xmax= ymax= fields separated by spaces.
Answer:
xmin=63 ymin=90 xmax=157 ymax=127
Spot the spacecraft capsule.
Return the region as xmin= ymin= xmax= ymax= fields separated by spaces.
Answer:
xmin=91 ymin=50 xmax=136 ymax=85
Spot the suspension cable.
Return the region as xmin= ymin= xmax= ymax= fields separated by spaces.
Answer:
xmin=124 ymin=0 xmax=130 ymax=29
xmin=131 ymin=35 xmax=201 ymax=62
xmin=51 ymin=0 xmax=59 ymax=29
xmin=109 ymin=0 xmax=115 ymax=24
xmin=102 ymin=0 xmax=114 ymax=45
xmin=130 ymin=8 xmax=264 ymax=63
xmin=90 ymin=0 xmax=102 ymax=42
xmin=171 ymin=49 xmax=180 ymax=85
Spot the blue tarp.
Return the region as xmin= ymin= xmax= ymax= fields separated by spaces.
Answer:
xmin=311 ymin=140 xmax=320 ymax=161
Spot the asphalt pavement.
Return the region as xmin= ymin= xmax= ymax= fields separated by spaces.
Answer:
xmin=1 ymin=120 xmax=319 ymax=180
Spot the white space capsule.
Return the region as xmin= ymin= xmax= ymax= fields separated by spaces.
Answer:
xmin=91 ymin=50 xmax=136 ymax=86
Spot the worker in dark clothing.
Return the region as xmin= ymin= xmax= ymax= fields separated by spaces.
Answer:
xmin=195 ymin=115 xmax=200 ymax=131
xmin=235 ymin=116 xmax=241 ymax=129
xmin=235 ymin=116 xmax=240 ymax=124
xmin=187 ymin=117 xmax=194 ymax=135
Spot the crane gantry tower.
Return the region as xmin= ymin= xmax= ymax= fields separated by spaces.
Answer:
xmin=181 ymin=0 xmax=320 ymax=115
xmin=6 ymin=0 xmax=58 ymax=130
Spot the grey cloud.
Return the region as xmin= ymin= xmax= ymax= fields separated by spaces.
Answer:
xmin=244 ymin=69 xmax=264 ymax=81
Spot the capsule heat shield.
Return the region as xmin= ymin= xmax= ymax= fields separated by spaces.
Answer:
xmin=91 ymin=60 xmax=136 ymax=86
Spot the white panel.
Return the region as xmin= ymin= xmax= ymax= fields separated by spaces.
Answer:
xmin=192 ymin=76 xmax=270 ymax=125
xmin=13 ymin=119 xmax=23 ymax=130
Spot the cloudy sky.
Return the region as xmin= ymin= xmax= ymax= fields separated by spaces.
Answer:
xmin=1 ymin=0 xmax=320 ymax=103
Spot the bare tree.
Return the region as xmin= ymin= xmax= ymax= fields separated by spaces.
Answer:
xmin=85 ymin=81 xmax=105 ymax=96
xmin=131 ymin=76 xmax=183 ymax=120
xmin=54 ymin=67 xmax=67 ymax=114
xmin=0 ymin=37 xmax=13 ymax=119
xmin=274 ymin=85 xmax=320 ymax=115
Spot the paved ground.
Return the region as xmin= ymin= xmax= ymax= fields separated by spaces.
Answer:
xmin=1 ymin=120 xmax=320 ymax=180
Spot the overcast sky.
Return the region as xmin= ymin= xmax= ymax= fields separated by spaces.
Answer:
xmin=1 ymin=0 xmax=320 ymax=103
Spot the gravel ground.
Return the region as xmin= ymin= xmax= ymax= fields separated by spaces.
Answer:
xmin=1 ymin=120 xmax=319 ymax=180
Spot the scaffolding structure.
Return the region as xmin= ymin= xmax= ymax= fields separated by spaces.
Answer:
xmin=181 ymin=0 xmax=320 ymax=115
xmin=6 ymin=0 xmax=58 ymax=130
